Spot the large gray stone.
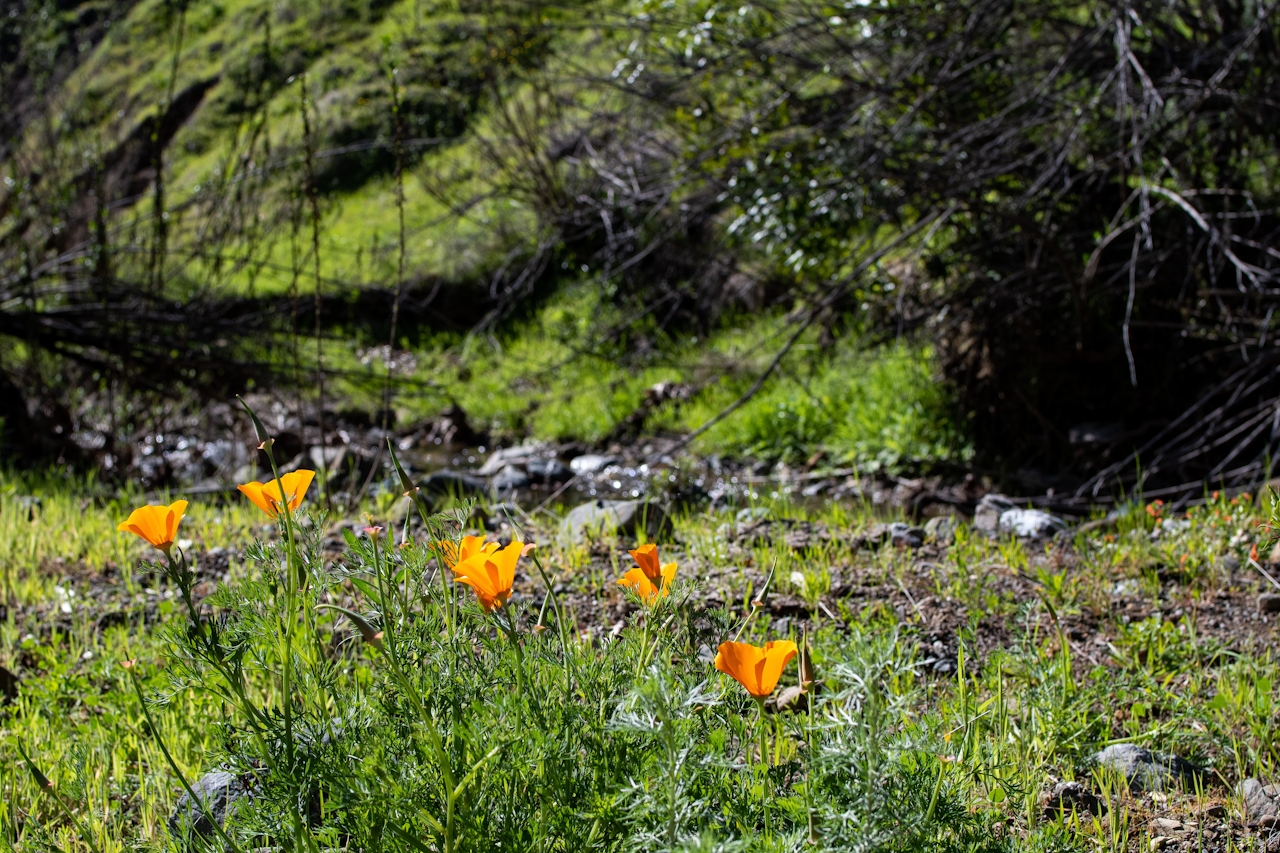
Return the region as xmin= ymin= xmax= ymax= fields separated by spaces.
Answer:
xmin=167 ymin=769 xmax=253 ymax=846
xmin=1239 ymin=778 xmax=1280 ymax=821
xmin=1090 ymin=744 xmax=1196 ymax=792
xmin=560 ymin=499 xmax=668 ymax=543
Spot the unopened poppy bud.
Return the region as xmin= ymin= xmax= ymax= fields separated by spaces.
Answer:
xmin=387 ymin=440 xmax=421 ymax=501
xmin=533 ymin=623 xmax=548 ymax=634
xmin=364 ymin=526 xmax=384 ymax=540
xmin=521 ymin=542 xmax=538 ymax=558
xmin=316 ymin=604 xmax=383 ymax=651
xmin=238 ymin=396 xmax=273 ymax=448
xmin=120 ymin=659 xmax=136 ymax=670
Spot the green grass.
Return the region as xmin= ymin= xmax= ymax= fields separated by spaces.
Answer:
xmin=3 ymin=465 xmax=1280 ymax=851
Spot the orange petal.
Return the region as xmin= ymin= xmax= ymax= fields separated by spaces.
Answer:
xmin=280 ymin=469 xmax=316 ymax=511
xmin=629 ymin=543 xmax=662 ymax=582
xmin=618 ymin=568 xmax=660 ymax=602
xmin=237 ymin=481 xmax=278 ymax=518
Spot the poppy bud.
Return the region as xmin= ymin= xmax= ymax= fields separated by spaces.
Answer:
xmin=237 ymin=396 xmax=273 ymax=449
xmin=387 ymin=440 xmax=421 ymax=501
xmin=316 ymin=604 xmax=384 ymax=651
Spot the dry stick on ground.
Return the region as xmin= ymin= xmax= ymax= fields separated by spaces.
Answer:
xmin=667 ymin=204 xmax=958 ymax=454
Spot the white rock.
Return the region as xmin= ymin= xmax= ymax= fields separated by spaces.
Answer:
xmin=998 ymin=508 xmax=1066 ymax=538
xmin=569 ymin=454 xmax=619 ymax=474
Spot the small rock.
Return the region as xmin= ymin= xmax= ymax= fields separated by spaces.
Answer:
xmin=1204 ymin=803 xmax=1227 ymax=819
xmin=1042 ymin=781 xmax=1106 ymax=818
xmin=999 ymin=508 xmax=1066 ymax=538
xmin=973 ymin=494 xmax=1016 ymax=533
xmin=492 ymin=464 xmax=530 ymax=494
xmin=1239 ymin=778 xmax=1280 ymax=821
xmin=736 ymin=507 xmax=771 ymax=523
xmin=1151 ymin=818 xmax=1183 ymax=833
xmin=560 ymin=499 xmax=669 ymax=543
xmin=478 ymin=444 xmax=543 ymax=476
xmin=924 ymin=516 xmax=956 ymax=545
xmin=526 ymin=458 xmax=573 ymax=483
xmin=167 ymin=769 xmax=253 ymax=846
xmin=420 ymin=469 xmax=490 ymax=500
xmin=1091 ymin=744 xmax=1197 ymax=792
xmin=1259 ymin=594 xmax=1280 ymax=614
xmin=1221 ymin=556 xmax=1242 ymax=572
xmin=932 ymin=658 xmax=956 ymax=674
xmin=569 ymin=454 xmax=619 ymax=474
xmin=888 ymin=521 xmax=925 ymax=549
xmin=0 ymin=665 xmax=19 ymax=704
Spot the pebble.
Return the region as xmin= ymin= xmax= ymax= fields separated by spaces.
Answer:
xmin=1259 ymin=594 xmax=1280 ymax=614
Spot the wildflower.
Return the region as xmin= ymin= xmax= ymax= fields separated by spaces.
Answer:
xmin=117 ymin=500 xmax=188 ymax=553
xmin=451 ymin=540 xmax=523 ymax=611
xmin=437 ymin=534 xmax=499 ymax=569
xmin=618 ymin=543 xmax=677 ymax=603
xmin=237 ymin=470 xmax=316 ymax=518
xmin=715 ymin=640 xmax=799 ymax=699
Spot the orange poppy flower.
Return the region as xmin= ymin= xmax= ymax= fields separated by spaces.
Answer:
xmin=618 ymin=561 xmax=678 ymax=603
xmin=451 ymin=540 xmax=523 ymax=611
xmin=237 ymin=470 xmax=316 ymax=519
xmin=117 ymin=500 xmax=188 ymax=553
xmin=618 ymin=543 xmax=678 ymax=603
xmin=437 ymin=534 xmax=499 ymax=569
xmin=715 ymin=640 xmax=799 ymax=699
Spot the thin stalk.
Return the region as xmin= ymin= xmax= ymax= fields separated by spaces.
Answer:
xmin=14 ymin=741 xmax=105 ymax=853
xmin=124 ymin=670 xmax=246 ymax=853
xmin=530 ymin=551 xmax=572 ymax=693
xmin=298 ymin=74 xmax=329 ymax=511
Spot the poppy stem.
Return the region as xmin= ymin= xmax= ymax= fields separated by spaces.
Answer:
xmin=756 ymin=696 xmax=772 ymax=837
